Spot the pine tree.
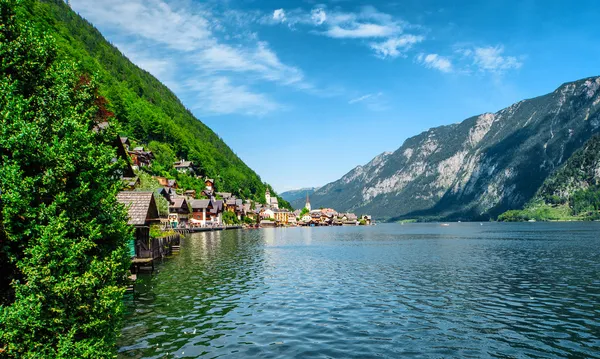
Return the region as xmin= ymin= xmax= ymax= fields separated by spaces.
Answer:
xmin=0 ymin=0 xmax=132 ymax=357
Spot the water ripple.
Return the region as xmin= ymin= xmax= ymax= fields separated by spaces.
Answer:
xmin=118 ymin=223 xmax=600 ymax=358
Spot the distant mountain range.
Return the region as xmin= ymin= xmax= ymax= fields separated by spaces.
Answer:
xmin=281 ymin=187 xmax=319 ymax=204
xmin=299 ymin=76 xmax=600 ymax=221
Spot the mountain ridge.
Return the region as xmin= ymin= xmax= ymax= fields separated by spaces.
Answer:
xmin=302 ymin=76 xmax=600 ymax=220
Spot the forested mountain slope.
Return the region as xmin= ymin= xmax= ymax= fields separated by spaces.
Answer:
xmin=28 ymin=0 xmax=288 ymax=205
xmin=305 ymin=77 xmax=600 ymax=220
xmin=498 ymin=134 xmax=600 ymax=221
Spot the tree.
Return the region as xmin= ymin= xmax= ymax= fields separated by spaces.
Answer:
xmin=300 ymin=207 xmax=309 ymax=217
xmin=0 ymin=1 xmax=132 ymax=356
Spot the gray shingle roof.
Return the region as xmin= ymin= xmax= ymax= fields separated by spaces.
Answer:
xmin=191 ymin=199 xmax=210 ymax=210
xmin=116 ymin=191 xmax=158 ymax=226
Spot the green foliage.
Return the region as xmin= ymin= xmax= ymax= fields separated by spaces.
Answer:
xmin=137 ymin=170 xmax=169 ymax=216
xmin=243 ymin=216 xmax=256 ymax=225
xmin=222 ymin=211 xmax=240 ymax=225
xmin=300 ymin=207 xmax=310 ymax=217
xmin=499 ymin=135 xmax=600 ymax=222
xmin=358 ymin=219 xmax=367 ymax=225
xmin=0 ymin=1 xmax=132 ymax=356
xmin=149 ymin=224 xmax=175 ymax=239
xmin=26 ymin=0 xmax=289 ymax=208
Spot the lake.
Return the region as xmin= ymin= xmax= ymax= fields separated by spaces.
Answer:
xmin=117 ymin=223 xmax=600 ymax=358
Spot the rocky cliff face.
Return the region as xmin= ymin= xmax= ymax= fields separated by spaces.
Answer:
xmin=297 ymin=77 xmax=600 ymax=220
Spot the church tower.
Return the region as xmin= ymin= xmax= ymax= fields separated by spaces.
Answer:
xmin=305 ymin=193 xmax=311 ymax=211
xmin=265 ymin=188 xmax=271 ymax=207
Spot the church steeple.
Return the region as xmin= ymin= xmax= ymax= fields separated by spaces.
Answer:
xmin=265 ymin=188 xmax=271 ymax=207
xmin=305 ymin=192 xmax=311 ymax=211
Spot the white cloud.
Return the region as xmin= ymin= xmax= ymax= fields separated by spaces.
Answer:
xmin=416 ymin=53 xmax=452 ymax=72
xmin=348 ymin=92 xmax=387 ymax=111
xmin=69 ymin=0 xmax=321 ymax=116
xmin=196 ymin=42 xmax=305 ymax=85
xmin=311 ymin=8 xmax=327 ymax=26
xmin=472 ymin=46 xmax=522 ymax=73
xmin=273 ymin=9 xmax=286 ymax=23
xmin=370 ymin=35 xmax=424 ymax=58
xmin=187 ymin=77 xmax=280 ymax=116
xmin=270 ymin=6 xmax=423 ymax=59
xmin=349 ymin=93 xmax=375 ymax=104
xmin=326 ymin=23 xmax=400 ymax=39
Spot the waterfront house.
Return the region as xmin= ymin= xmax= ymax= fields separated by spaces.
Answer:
xmin=235 ymin=199 xmax=244 ymax=220
xmin=273 ymin=209 xmax=289 ymax=225
xmin=190 ymin=199 xmax=211 ymax=227
xmin=116 ymin=191 xmax=159 ymax=257
xmin=288 ymin=215 xmax=297 ymax=226
xmin=260 ymin=220 xmax=276 ymax=228
xmin=210 ymin=199 xmax=224 ymax=225
xmin=301 ymin=214 xmax=312 ymax=224
xmin=311 ymin=212 xmax=322 ymax=225
xmin=260 ymin=208 xmax=275 ymax=220
xmin=225 ymin=198 xmax=237 ymax=213
xmin=168 ymin=197 xmax=189 ymax=227
xmin=361 ymin=215 xmax=372 ymax=225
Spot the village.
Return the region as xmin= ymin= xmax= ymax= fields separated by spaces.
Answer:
xmin=116 ymin=136 xmax=372 ymax=231
xmin=109 ymin=134 xmax=372 ymax=271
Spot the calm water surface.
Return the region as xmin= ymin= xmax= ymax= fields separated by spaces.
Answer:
xmin=118 ymin=223 xmax=600 ymax=358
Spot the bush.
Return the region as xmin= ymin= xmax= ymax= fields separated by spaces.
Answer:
xmin=0 ymin=1 xmax=131 ymax=356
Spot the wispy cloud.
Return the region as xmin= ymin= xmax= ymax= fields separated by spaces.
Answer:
xmin=268 ymin=5 xmax=424 ymax=59
xmin=348 ymin=92 xmax=387 ymax=111
xmin=471 ymin=46 xmax=523 ymax=73
xmin=371 ymin=35 xmax=424 ymax=58
xmin=186 ymin=77 xmax=280 ymax=116
xmin=273 ymin=9 xmax=286 ymax=23
xmin=456 ymin=45 xmax=523 ymax=74
xmin=416 ymin=53 xmax=452 ymax=72
xmin=70 ymin=0 xmax=318 ymax=117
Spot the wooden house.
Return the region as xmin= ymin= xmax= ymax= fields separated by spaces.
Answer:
xmin=190 ymin=199 xmax=211 ymax=226
xmin=116 ymin=191 xmax=159 ymax=258
xmin=168 ymin=197 xmax=189 ymax=227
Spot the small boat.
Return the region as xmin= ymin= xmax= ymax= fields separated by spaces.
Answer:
xmin=441 ymin=223 xmax=450 ymax=227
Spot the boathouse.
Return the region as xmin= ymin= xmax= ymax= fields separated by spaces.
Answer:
xmin=116 ymin=191 xmax=160 ymax=257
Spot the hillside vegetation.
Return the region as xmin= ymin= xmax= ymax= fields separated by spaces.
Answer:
xmin=498 ymin=134 xmax=600 ymax=221
xmin=28 ymin=0 xmax=290 ymax=208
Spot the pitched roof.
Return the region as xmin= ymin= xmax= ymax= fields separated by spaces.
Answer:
xmin=169 ymin=198 xmax=189 ymax=212
xmin=217 ymin=192 xmax=232 ymax=199
xmin=116 ymin=191 xmax=158 ymax=226
xmin=191 ymin=199 xmax=211 ymax=210
xmin=210 ymin=200 xmax=223 ymax=214
xmin=226 ymin=199 xmax=237 ymax=205
xmin=174 ymin=160 xmax=193 ymax=168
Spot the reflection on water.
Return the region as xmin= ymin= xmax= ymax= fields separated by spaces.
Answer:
xmin=118 ymin=223 xmax=600 ymax=358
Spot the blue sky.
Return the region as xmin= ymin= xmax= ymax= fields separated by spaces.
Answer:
xmin=71 ymin=0 xmax=600 ymax=193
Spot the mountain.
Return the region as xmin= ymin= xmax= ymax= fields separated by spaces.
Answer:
xmin=28 ymin=0 xmax=288 ymax=206
xmin=498 ymin=134 xmax=600 ymax=221
xmin=282 ymin=187 xmax=319 ymax=204
xmin=306 ymin=76 xmax=600 ymax=221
